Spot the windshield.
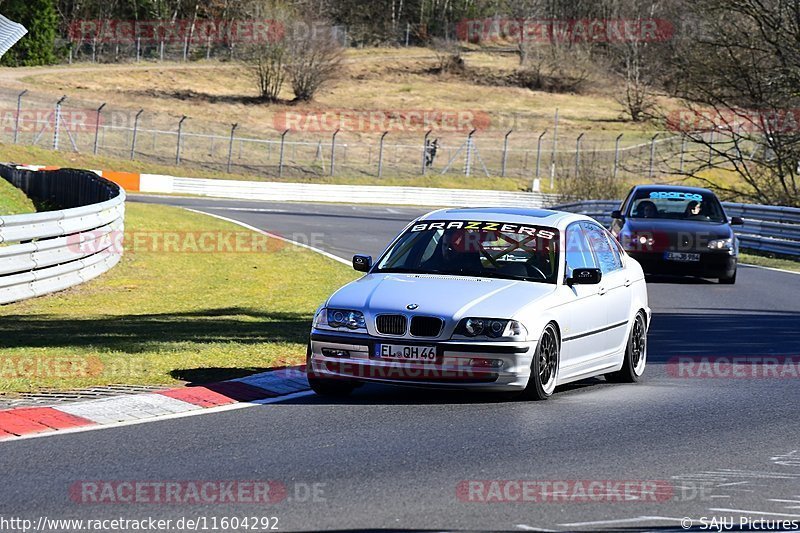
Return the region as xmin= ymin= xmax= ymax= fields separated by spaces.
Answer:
xmin=375 ymin=220 xmax=560 ymax=284
xmin=627 ymin=189 xmax=727 ymax=223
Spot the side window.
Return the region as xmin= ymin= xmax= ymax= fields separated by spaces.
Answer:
xmin=565 ymin=223 xmax=598 ymax=275
xmin=582 ymin=222 xmax=623 ymax=273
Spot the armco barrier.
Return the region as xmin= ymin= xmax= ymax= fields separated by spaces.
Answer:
xmin=555 ymin=200 xmax=800 ymax=258
xmin=137 ymin=174 xmax=556 ymax=208
xmin=22 ymin=166 xmax=558 ymax=208
xmin=0 ymin=165 xmax=125 ymax=305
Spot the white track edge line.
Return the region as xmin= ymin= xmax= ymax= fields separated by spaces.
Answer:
xmin=740 ymin=263 xmax=800 ymax=276
xmin=2 ymin=390 xmax=315 ymax=443
xmin=183 ymin=208 xmax=350 ymax=265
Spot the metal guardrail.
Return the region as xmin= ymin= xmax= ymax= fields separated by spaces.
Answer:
xmin=141 ymin=174 xmax=558 ymax=208
xmin=0 ymin=165 xmax=125 ymax=305
xmin=553 ymin=199 xmax=800 ymax=258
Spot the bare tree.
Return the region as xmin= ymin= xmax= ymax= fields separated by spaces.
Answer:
xmin=668 ymin=0 xmax=800 ymax=206
xmin=284 ymin=21 xmax=344 ymax=102
xmin=430 ymin=37 xmax=464 ymax=74
xmin=245 ymin=41 xmax=287 ymax=101
xmin=517 ymin=43 xmax=594 ymax=93
xmin=614 ymin=41 xmax=656 ymax=122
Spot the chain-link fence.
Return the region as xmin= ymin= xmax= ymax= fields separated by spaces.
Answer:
xmin=0 ymin=86 xmax=731 ymax=189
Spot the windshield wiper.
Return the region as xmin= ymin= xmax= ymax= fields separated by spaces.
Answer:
xmin=456 ymin=269 xmax=541 ymax=282
xmin=375 ymin=267 xmax=423 ymax=274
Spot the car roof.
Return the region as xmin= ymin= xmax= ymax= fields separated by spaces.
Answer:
xmin=632 ymin=184 xmax=716 ymax=195
xmin=418 ymin=207 xmax=587 ymax=229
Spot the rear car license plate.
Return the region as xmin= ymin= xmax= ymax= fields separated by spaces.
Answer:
xmin=665 ymin=252 xmax=700 ymax=262
xmin=376 ymin=344 xmax=437 ymax=362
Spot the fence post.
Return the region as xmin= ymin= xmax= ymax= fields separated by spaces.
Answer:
xmin=53 ymin=95 xmax=67 ymax=151
xmin=649 ymin=133 xmax=659 ymax=179
xmin=465 ymin=129 xmax=476 ymax=177
xmin=550 ymin=107 xmax=559 ymax=188
xmin=130 ymin=109 xmax=143 ymax=160
xmin=330 ymin=128 xmax=340 ymax=177
xmin=136 ymin=37 xmax=141 ymax=62
xmin=92 ymin=103 xmax=106 ymax=155
xmin=227 ymin=123 xmax=238 ymax=173
xmin=612 ymin=133 xmax=623 ymax=180
xmin=279 ymin=129 xmax=289 ymax=178
xmin=574 ymin=132 xmax=584 ymax=179
xmin=421 ymin=129 xmax=432 ymax=175
xmin=13 ymin=89 xmax=27 ymax=144
xmin=176 ymin=116 xmax=188 ymax=165
xmin=378 ymin=131 xmax=389 ymax=178
xmin=159 ymin=40 xmax=164 ymax=61
xmin=535 ymin=130 xmax=547 ymax=190
xmin=501 ymin=129 xmax=512 ymax=177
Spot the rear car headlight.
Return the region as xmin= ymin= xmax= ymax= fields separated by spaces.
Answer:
xmin=315 ymin=308 xmax=366 ymax=330
xmin=455 ymin=318 xmax=527 ymax=340
xmin=708 ymin=238 xmax=733 ymax=251
xmin=619 ymin=230 xmax=654 ymax=249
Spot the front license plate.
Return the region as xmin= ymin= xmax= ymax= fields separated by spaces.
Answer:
xmin=665 ymin=252 xmax=700 ymax=262
xmin=376 ymin=344 xmax=437 ymax=362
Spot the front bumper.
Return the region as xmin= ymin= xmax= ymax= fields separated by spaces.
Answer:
xmin=627 ymin=251 xmax=736 ymax=278
xmin=309 ymin=330 xmax=535 ymax=391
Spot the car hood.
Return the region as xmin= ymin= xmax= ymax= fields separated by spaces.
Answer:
xmin=326 ymin=273 xmax=556 ymax=320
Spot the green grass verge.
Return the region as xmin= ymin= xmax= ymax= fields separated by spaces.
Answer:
xmin=0 ymin=203 xmax=357 ymax=394
xmin=740 ymin=252 xmax=800 ymax=273
xmin=0 ymin=178 xmax=35 ymax=215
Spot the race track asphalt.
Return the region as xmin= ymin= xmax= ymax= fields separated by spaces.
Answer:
xmin=2 ymin=195 xmax=798 ymax=532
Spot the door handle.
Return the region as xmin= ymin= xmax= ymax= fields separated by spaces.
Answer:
xmin=624 ymin=279 xmax=632 ymax=287
xmin=598 ymin=287 xmax=607 ymax=296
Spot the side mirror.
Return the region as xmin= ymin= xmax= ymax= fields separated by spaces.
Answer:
xmin=611 ymin=210 xmax=624 ymax=220
xmin=730 ymin=216 xmax=744 ymax=226
xmin=352 ymin=254 xmax=372 ymax=273
xmin=567 ymin=268 xmax=602 ymax=286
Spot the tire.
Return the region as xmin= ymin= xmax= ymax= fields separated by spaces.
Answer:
xmin=306 ymin=344 xmax=357 ymax=398
xmin=606 ymin=311 xmax=648 ymax=383
xmin=719 ymin=270 xmax=737 ymax=284
xmin=519 ymin=323 xmax=560 ymax=401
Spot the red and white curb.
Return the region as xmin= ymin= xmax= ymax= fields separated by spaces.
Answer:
xmin=0 ymin=367 xmax=310 ymax=442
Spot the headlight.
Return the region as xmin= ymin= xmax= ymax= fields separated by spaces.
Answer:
xmin=619 ymin=230 xmax=654 ymax=249
xmin=314 ymin=308 xmax=366 ymax=330
xmin=455 ymin=318 xmax=527 ymax=340
xmin=708 ymin=238 xmax=733 ymax=251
